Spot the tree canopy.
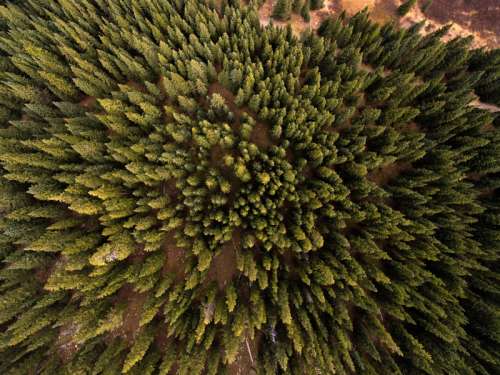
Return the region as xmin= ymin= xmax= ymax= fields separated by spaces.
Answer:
xmin=0 ymin=1 xmax=498 ymax=374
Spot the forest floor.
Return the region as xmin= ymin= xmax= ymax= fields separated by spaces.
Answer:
xmin=259 ymin=0 xmax=500 ymax=48
xmin=401 ymin=0 xmax=500 ymax=49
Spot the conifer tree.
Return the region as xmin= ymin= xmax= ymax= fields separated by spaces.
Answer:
xmin=292 ymin=0 xmax=303 ymax=13
xmin=398 ymin=0 xmax=417 ymax=16
xmin=310 ymin=0 xmax=324 ymax=10
xmin=272 ymin=0 xmax=293 ymax=21
xmin=301 ymin=0 xmax=311 ymax=22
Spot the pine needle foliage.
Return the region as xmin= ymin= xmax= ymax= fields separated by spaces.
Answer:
xmin=398 ymin=0 xmax=417 ymax=16
xmin=0 ymin=1 xmax=498 ymax=374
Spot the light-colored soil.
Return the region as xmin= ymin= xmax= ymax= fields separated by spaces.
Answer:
xmin=259 ymin=0 xmax=500 ymax=49
xmin=339 ymin=0 xmax=376 ymax=14
xmin=471 ymin=99 xmax=500 ymax=113
xmin=370 ymin=0 xmax=398 ymax=23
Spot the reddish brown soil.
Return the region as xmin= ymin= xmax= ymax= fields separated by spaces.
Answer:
xmin=367 ymin=161 xmax=412 ymax=186
xmin=161 ymin=178 xmax=180 ymax=199
xmin=250 ymin=121 xmax=273 ymax=150
xmin=208 ymin=83 xmax=242 ymax=122
xmin=401 ymin=122 xmax=421 ymax=133
xmin=124 ymin=80 xmax=147 ymax=92
xmin=79 ymin=95 xmax=96 ymax=109
xmin=227 ymin=332 xmax=261 ymax=375
xmin=36 ymin=261 xmax=55 ymax=284
xmin=162 ymin=232 xmax=186 ymax=282
xmin=56 ymin=323 xmax=81 ymax=362
xmin=206 ymin=229 xmax=241 ymax=290
xmin=111 ymin=286 xmax=147 ymax=343
xmin=423 ymin=0 xmax=500 ymax=48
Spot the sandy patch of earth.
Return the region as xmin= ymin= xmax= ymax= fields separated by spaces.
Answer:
xmin=339 ymin=0 xmax=376 ymax=14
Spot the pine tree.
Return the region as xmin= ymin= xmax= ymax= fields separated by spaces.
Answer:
xmin=292 ymin=0 xmax=303 ymax=13
xmin=272 ymin=0 xmax=292 ymax=21
xmin=398 ymin=0 xmax=417 ymax=16
xmin=122 ymin=325 xmax=156 ymax=373
xmin=310 ymin=0 xmax=324 ymax=10
xmin=301 ymin=0 xmax=311 ymax=22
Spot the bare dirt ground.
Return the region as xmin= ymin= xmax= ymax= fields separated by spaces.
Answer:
xmin=206 ymin=229 xmax=240 ymax=290
xmin=334 ymin=0 xmax=500 ymax=48
xmin=259 ymin=0 xmax=500 ymax=48
xmin=399 ymin=0 xmax=500 ymax=48
xmin=162 ymin=232 xmax=186 ymax=281
xmin=227 ymin=333 xmax=261 ymax=375
xmin=333 ymin=0 xmax=376 ymax=15
xmin=422 ymin=0 xmax=500 ymax=48
xmin=368 ymin=161 xmax=412 ymax=187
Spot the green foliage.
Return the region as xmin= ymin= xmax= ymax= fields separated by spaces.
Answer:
xmin=272 ymin=0 xmax=292 ymax=21
xmin=301 ymin=1 xmax=311 ymax=22
xmin=398 ymin=0 xmax=417 ymax=16
xmin=0 ymin=1 xmax=498 ymax=375
xmin=310 ymin=0 xmax=324 ymax=10
xmin=122 ymin=325 xmax=155 ymax=373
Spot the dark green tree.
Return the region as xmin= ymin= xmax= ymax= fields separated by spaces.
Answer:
xmin=398 ymin=0 xmax=417 ymax=16
xmin=272 ymin=0 xmax=293 ymax=20
xmin=310 ymin=0 xmax=324 ymax=10
xmin=301 ymin=0 xmax=311 ymax=21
